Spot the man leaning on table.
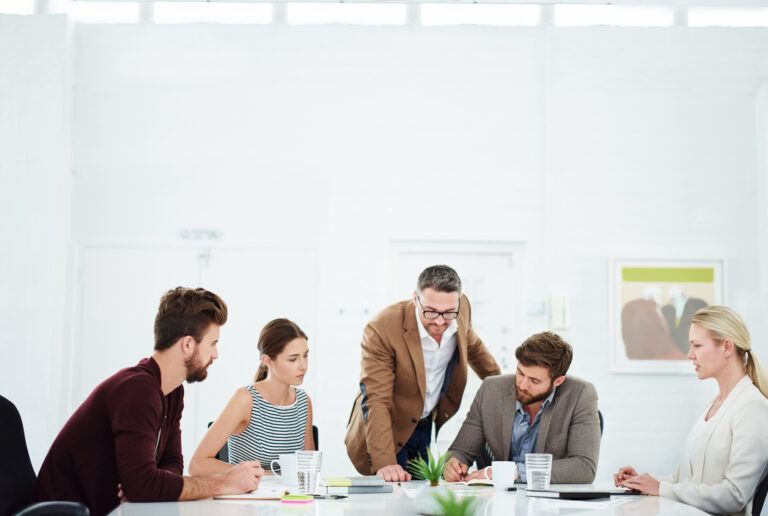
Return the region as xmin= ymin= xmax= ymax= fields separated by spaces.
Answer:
xmin=33 ymin=287 xmax=264 ymax=516
xmin=444 ymin=331 xmax=601 ymax=483
xmin=345 ymin=265 xmax=501 ymax=482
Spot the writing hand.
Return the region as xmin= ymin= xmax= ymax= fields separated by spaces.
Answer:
xmin=443 ymin=458 xmax=468 ymax=482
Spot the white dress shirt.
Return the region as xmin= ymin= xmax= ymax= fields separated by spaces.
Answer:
xmin=415 ymin=306 xmax=458 ymax=419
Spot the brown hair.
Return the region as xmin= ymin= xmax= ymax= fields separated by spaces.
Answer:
xmin=154 ymin=287 xmax=228 ymax=351
xmin=515 ymin=331 xmax=573 ymax=379
xmin=255 ymin=318 xmax=308 ymax=382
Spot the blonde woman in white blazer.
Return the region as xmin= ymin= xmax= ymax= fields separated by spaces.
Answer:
xmin=614 ymin=306 xmax=768 ymax=516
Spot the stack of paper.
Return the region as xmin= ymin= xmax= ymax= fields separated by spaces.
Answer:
xmin=324 ymin=476 xmax=393 ymax=494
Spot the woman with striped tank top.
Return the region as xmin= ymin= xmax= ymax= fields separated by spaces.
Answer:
xmin=190 ymin=319 xmax=314 ymax=476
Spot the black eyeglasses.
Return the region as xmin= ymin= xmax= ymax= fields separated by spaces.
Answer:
xmin=416 ymin=295 xmax=460 ymax=320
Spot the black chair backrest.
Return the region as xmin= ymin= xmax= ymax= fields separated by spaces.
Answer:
xmin=312 ymin=425 xmax=319 ymax=450
xmin=599 ymin=410 xmax=604 ymax=436
xmin=753 ymin=471 xmax=768 ymax=516
xmin=0 ymin=395 xmax=37 ymax=516
xmin=15 ymin=501 xmax=90 ymax=516
xmin=206 ymin=422 xmax=229 ymax=462
xmin=475 ymin=442 xmax=495 ymax=470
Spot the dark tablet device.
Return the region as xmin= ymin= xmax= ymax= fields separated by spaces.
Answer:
xmin=526 ymin=490 xmax=611 ymax=500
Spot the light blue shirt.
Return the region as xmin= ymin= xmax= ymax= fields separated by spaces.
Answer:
xmin=508 ymin=387 xmax=556 ymax=482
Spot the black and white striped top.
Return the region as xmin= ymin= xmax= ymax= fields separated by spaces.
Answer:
xmin=227 ymin=386 xmax=308 ymax=470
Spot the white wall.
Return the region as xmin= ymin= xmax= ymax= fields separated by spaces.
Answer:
xmin=3 ymin=16 xmax=768 ymax=481
xmin=758 ymin=84 xmax=768 ymax=338
xmin=0 ymin=14 xmax=72 ymax=469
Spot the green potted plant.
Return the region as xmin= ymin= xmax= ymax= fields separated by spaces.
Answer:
xmin=407 ymin=448 xmax=451 ymax=487
xmin=432 ymin=489 xmax=478 ymax=516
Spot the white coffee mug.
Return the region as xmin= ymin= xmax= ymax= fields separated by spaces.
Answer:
xmin=270 ymin=453 xmax=298 ymax=486
xmin=491 ymin=460 xmax=518 ymax=490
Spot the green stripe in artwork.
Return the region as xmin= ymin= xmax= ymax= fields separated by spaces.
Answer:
xmin=622 ymin=267 xmax=715 ymax=283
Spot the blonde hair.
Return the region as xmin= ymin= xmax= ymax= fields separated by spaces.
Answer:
xmin=691 ymin=305 xmax=768 ymax=398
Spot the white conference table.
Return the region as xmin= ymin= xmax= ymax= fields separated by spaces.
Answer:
xmin=109 ymin=482 xmax=709 ymax=516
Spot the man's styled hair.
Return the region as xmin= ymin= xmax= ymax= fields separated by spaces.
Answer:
xmin=515 ymin=331 xmax=573 ymax=379
xmin=417 ymin=265 xmax=462 ymax=294
xmin=154 ymin=287 xmax=228 ymax=351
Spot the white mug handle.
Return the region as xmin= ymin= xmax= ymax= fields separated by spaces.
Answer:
xmin=270 ymin=460 xmax=282 ymax=479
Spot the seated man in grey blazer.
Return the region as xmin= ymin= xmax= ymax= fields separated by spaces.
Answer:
xmin=444 ymin=331 xmax=600 ymax=483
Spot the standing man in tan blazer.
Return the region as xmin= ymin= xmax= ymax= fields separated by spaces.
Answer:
xmin=345 ymin=265 xmax=501 ymax=482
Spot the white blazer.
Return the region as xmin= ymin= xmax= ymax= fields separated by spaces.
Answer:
xmin=658 ymin=375 xmax=768 ymax=515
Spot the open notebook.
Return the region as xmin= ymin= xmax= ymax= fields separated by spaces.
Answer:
xmin=214 ymin=477 xmax=291 ymax=500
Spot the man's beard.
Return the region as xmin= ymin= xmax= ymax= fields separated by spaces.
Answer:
xmin=516 ymin=384 xmax=554 ymax=405
xmin=185 ymin=353 xmax=211 ymax=383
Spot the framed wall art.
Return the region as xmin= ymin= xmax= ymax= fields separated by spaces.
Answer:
xmin=610 ymin=259 xmax=725 ymax=374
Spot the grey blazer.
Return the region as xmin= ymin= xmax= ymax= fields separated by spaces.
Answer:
xmin=448 ymin=374 xmax=601 ymax=483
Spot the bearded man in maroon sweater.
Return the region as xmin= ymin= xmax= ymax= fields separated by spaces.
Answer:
xmin=33 ymin=287 xmax=264 ymax=516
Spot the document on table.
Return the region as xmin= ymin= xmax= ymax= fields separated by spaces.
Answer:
xmin=214 ymin=477 xmax=290 ymax=500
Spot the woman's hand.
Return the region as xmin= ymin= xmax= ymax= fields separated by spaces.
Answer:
xmin=614 ymin=465 xmax=638 ymax=487
xmin=621 ymin=473 xmax=660 ymax=496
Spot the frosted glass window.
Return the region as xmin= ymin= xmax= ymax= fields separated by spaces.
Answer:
xmin=286 ymin=3 xmax=407 ymax=25
xmin=554 ymin=5 xmax=673 ymax=27
xmin=0 ymin=0 xmax=34 ymax=15
xmin=421 ymin=4 xmax=540 ymax=26
xmin=68 ymin=1 xmax=139 ymax=23
xmin=688 ymin=7 xmax=768 ymax=27
xmin=153 ymin=2 xmax=273 ymax=24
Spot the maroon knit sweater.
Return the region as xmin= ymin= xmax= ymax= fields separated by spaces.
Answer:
xmin=34 ymin=357 xmax=185 ymax=516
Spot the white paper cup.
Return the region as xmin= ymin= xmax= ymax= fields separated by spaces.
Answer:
xmin=491 ymin=460 xmax=518 ymax=489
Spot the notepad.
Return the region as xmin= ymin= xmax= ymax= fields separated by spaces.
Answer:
xmin=214 ymin=485 xmax=288 ymax=500
xmin=281 ymin=494 xmax=314 ymax=504
xmin=467 ymin=478 xmax=494 ymax=487
xmin=447 ymin=478 xmax=494 ymax=486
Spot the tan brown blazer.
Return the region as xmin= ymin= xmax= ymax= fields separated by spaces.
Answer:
xmin=344 ymin=294 xmax=500 ymax=474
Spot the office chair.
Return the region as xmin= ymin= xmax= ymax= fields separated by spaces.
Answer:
xmin=0 ymin=395 xmax=90 ymax=516
xmin=598 ymin=410 xmax=604 ymax=436
xmin=475 ymin=442 xmax=495 ymax=470
xmin=206 ymin=422 xmax=229 ymax=462
xmin=753 ymin=472 xmax=768 ymax=516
